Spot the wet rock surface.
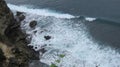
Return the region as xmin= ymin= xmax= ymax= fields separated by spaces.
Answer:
xmin=16 ymin=11 xmax=25 ymax=22
xmin=29 ymin=20 xmax=37 ymax=28
xmin=16 ymin=11 xmax=24 ymax=17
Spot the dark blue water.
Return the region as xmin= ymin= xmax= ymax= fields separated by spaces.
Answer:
xmin=5 ymin=0 xmax=120 ymax=22
xmin=5 ymin=0 xmax=120 ymax=51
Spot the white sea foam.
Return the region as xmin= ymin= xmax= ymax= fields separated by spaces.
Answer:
xmin=7 ymin=4 xmax=75 ymax=19
xmin=9 ymin=4 xmax=120 ymax=67
xmin=20 ymin=13 xmax=120 ymax=67
xmin=85 ymin=17 xmax=96 ymax=21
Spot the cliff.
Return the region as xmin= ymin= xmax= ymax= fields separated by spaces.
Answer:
xmin=0 ymin=0 xmax=39 ymax=67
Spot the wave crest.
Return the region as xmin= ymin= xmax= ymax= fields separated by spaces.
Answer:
xmin=7 ymin=4 xmax=75 ymax=19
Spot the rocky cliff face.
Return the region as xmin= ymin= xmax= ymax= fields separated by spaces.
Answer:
xmin=0 ymin=0 xmax=15 ymax=36
xmin=0 ymin=0 xmax=39 ymax=67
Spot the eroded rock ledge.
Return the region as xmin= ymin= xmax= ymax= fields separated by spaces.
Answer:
xmin=0 ymin=0 xmax=39 ymax=67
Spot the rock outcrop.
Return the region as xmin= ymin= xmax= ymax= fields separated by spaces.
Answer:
xmin=0 ymin=0 xmax=15 ymax=36
xmin=0 ymin=0 xmax=39 ymax=67
xmin=29 ymin=20 xmax=37 ymax=28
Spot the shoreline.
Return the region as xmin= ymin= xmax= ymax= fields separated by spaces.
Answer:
xmin=0 ymin=0 xmax=49 ymax=67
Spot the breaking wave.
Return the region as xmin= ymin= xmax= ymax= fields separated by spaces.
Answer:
xmin=7 ymin=4 xmax=75 ymax=19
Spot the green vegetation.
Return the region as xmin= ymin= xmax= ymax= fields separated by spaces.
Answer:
xmin=55 ymin=60 xmax=60 ymax=63
xmin=50 ymin=63 xmax=58 ymax=67
xmin=59 ymin=54 xmax=65 ymax=58
xmin=50 ymin=54 xmax=65 ymax=67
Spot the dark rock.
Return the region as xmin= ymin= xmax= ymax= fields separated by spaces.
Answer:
xmin=35 ymin=47 xmax=37 ymax=49
xmin=29 ymin=20 xmax=37 ymax=28
xmin=19 ymin=14 xmax=25 ymax=22
xmin=29 ymin=60 xmax=49 ymax=67
xmin=0 ymin=49 xmax=6 ymax=62
xmin=11 ymin=48 xmax=20 ymax=54
xmin=9 ymin=57 xmax=18 ymax=64
xmin=39 ymin=48 xmax=47 ymax=54
xmin=0 ymin=0 xmax=15 ymax=36
xmin=16 ymin=11 xmax=23 ymax=17
xmin=8 ymin=57 xmax=20 ymax=67
xmin=0 ymin=0 xmax=40 ymax=67
xmin=44 ymin=36 xmax=51 ymax=40
xmin=28 ymin=45 xmax=33 ymax=49
xmin=26 ymin=36 xmax=32 ymax=44
xmin=33 ymin=30 xmax=37 ymax=34
xmin=0 ymin=49 xmax=6 ymax=67
xmin=16 ymin=11 xmax=25 ymax=22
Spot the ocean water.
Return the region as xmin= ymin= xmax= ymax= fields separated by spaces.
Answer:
xmin=5 ymin=0 xmax=120 ymax=22
xmin=6 ymin=0 xmax=120 ymax=67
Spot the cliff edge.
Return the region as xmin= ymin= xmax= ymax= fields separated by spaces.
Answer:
xmin=0 ymin=0 xmax=39 ymax=67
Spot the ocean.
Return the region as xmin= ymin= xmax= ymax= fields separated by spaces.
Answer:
xmin=5 ymin=0 xmax=120 ymax=67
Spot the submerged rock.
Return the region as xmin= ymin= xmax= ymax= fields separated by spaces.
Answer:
xmin=39 ymin=48 xmax=47 ymax=54
xmin=44 ymin=36 xmax=51 ymax=40
xmin=29 ymin=20 xmax=37 ymax=28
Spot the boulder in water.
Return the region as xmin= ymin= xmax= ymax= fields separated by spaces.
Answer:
xmin=19 ymin=14 xmax=25 ymax=21
xmin=44 ymin=35 xmax=51 ymax=40
xmin=16 ymin=11 xmax=23 ymax=16
xmin=29 ymin=20 xmax=37 ymax=28
xmin=16 ymin=11 xmax=25 ymax=22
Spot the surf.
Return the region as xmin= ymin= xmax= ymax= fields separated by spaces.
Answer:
xmin=7 ymin=4 xmax=75 ymax=19
xmin=8 ymin=3 xmax=120 ymax=67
